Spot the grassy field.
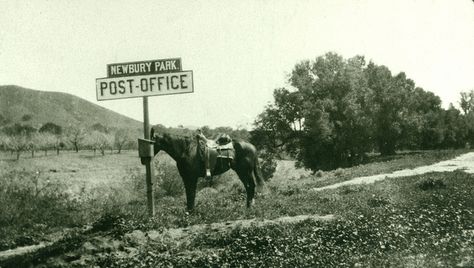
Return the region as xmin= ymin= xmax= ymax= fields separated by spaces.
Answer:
xmin=0 ymin=149 xmax=473 ymax=267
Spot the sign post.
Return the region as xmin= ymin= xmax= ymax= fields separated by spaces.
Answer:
xmin=96 ymin=58 xmax=193 ymax=217
xmin=142 ymin=96 xmax=154 ymax=216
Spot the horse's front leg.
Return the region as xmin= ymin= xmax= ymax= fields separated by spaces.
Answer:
xmin=183 ymin=176 xmax=198 ymax=212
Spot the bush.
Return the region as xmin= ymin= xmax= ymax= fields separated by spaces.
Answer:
xmin=153 ymin=156 xmax=184 ymax=197
xmin=259 ymin=152 xmax=277 ymax=181
xmin=314 ymin=170 xmax=324 ymax=178
xmin=0 ymin=170 xmax=79 ymax=250
xmin=416 ymin=177 xmax=446 ymax=191
xmin=367 ymin=195 xmax=391 ymax=207
xmin=334 ymin=168 xmax=344 ymax=177
xmin=0 ymin=168 xmax=146 ymax=251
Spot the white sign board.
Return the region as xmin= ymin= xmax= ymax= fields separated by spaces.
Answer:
xmin=96 ymin=70 xmax=193 ymax=101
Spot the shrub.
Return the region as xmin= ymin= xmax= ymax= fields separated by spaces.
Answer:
xmin=334 ymin=168 xmax=344 ymax=177
xmin=0 ymin=170 xmax=79 ymax=250
xmin=154 ymin=157 xmax=184 ymax=197
xmin=367 ymin=195 xmax=391 ymax=207
xmin=259 ymin=152 xmax=277 ymax=181
xmin=416 ymin=177 xmax=446 ymax=191
xmin=314 ymin=170 xmax=324 ymax=178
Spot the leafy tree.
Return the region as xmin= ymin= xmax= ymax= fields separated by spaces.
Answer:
xmin=90 ymin=123 xmax=109 ymax=133
xmin=253 ymin=52 xmax=451 ymax=171
xmin=21 ymin=114 xmax=32 ymax=121
xmin=39 ymin=122 xmax=62 ymax=135
xmin=364 ymin=63 xmax=407 ymax=155
xmin=253 ymin=88 xmax=303 ymax=157
xmin=441 ymin=104 xmax=468 ymax=148
xmin=276 ymin=53 xmax=372 ymax=170
xmin=230 ymin=128 xmax=250 ymax=141
xmin=418 ymin=110 xmax=445 ymax=149
xmin=459 ymin=90 xmax=474 ymax=147
xmin=0 ymin=114 xmax=10 ymax=126
xmin=459 ymin=90 xmax=474 ymax=115
xmin=3 ymin=123 xmax=36 ymax=136
xmin=403 ymin=88 xmax=443 ymax=149
xmin=200 ymin=126 xmax=213 ymax=137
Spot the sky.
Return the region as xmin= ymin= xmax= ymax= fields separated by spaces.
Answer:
xmin=1 ymin=0 xmax=473 ymax=129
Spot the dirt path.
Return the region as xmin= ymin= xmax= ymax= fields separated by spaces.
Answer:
xmin=313 ymin=152 xmax=474 ymax=191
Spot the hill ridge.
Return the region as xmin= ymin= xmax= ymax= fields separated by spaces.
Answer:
xmin=0 ymin=85 xmax=142 ymax=130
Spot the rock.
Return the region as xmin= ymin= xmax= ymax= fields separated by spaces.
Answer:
xmin=124 ymin=246 xmax=139 ymax=257
xmin=70 ymin=255 xmax=95 ymax=267
xmin=147 ymin=230 xmax=162 ymax=241
xmin=63 ymin=252 xmax=80 ymax=262
xmin=90 ymin=236 xmax=122 ymax=252
xmin=124 ymin=230 xmax=147 ymax=247
xmin=82 ymin=241 xmax=98 ymax=254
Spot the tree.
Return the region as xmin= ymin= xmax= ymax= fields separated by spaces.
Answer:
xmin=253 ymin=52 xmax=450 ymax=171
xmin=364 ymin=63 xmax=406 ymax=155
xmin=66 ymin=127 xmax=85 ymax=152
xmin=3 ymin=123 xmax=36 ymax=136
xmin=254 ymin=53 xmax=374 ymax=171
xmin=28 ymin=132 xmax=42 ymax=157
xmin=114 ymin=128 xmax=134 ymax=153
xmin=1 ymin=124 xmax=36 ymax=160
xmin=37 ymin=133 xmax=57 ymax=156
xmin=0 ymin=114 xmax=10 ymax=126
xmin=85 ymin=131 xmax=113 ymax=156
xmin=460 ymin=90 xmax=474 ymax=115
xmin=0 ymin=134 xmax=12 ymax=153
xmin=39 ymin=122 xmax=62 ymax=135
xmin=90 ymin=123 xmax=109 ymax=133
xmin=8 ymin=134 xmax=29 ymax=160
xmin=440 ymin=104 xmax=468 ymax=148
xmin=21 ymin=114 xmax=33 ymax=121
xmin=253 ymin=89 xmax=304 ymax=156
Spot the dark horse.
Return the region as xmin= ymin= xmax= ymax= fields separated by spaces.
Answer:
xmin=151 ymin=128 xmax=264 ymax=211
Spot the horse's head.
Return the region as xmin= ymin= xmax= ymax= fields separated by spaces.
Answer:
xmin=150 ymin=127 xmax=166 ymax=155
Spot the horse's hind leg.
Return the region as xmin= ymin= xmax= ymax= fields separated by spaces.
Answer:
xmin=236 ymin=170 xmax=256 ymax=208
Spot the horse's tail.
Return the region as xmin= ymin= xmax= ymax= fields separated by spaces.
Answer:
xmin=253 ymin=156 xmax=265 ymax=192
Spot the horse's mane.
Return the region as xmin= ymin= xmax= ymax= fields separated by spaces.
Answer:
xmin=161 ymin=132 xmax=197 ymax=156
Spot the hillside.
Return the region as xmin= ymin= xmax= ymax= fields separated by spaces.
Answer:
xmin=0 ymin=85 xmax=142 ymax=130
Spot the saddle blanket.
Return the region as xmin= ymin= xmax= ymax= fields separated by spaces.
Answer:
xmin=216 ymin=147 xmax=234 ymax=159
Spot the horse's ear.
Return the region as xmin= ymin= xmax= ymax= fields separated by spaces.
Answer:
xmin=151 ymin=127 xmax=165 ymax=140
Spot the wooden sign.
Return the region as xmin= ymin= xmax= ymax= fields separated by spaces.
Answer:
xmin=96 ymin=71 xmax=193 ymax=100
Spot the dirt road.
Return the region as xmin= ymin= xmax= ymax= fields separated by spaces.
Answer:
xmin=313 ymin=152 xmax=474 ymax=191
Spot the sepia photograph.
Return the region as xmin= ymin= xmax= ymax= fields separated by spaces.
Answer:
xmin=0 ymin=0 xmax=473 ymax=267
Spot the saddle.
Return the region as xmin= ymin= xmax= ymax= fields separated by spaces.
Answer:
xmin=196 ymin=133 xmax=235 ymax=178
